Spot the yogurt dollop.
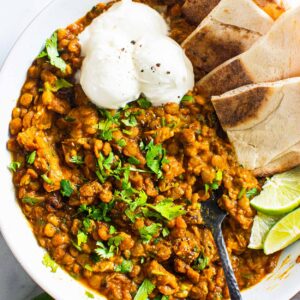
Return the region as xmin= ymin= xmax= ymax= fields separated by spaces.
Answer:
xmin=79 ymin=0 xmax=194 ymax=109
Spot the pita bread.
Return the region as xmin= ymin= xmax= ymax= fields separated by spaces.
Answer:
xmin=182 ymin=0 xmax=221 ymax=24
xmin=211 ymin=77 xmax=300 ymax=174
xmin=197 ymin=5 xmax=300 ymax=97
xmin=182 ymin=0 xmax=273 ymax=79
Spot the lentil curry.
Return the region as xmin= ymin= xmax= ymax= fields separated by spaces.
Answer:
xmin=7 ymin=1 xmax=280 ymax=299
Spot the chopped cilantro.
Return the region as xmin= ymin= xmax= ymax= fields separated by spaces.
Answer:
xmin=204 ymin=184 xmax=210 ymax=194
xmin=95 ymin=241 xmax=115 ymax=259
xmin=121 ymin=114 xmax=137 ymax=127
xmin=41 ymin=174 xmax=53 ymax=185
xmin=22 ymin=195 xmax=40 ymax=206
xmin=115 ymin=259 xmax=133 ymax=273
xmin=108 ymin=235 xmax=124 ymax=248
xmin=162 ymin=227 xmax=170 ymax=237
xmin=60 ymin=179 xmax=73 ymax=197
xmin=139 ymin=223 xmax=162 ymax=243
xmin=85 ymin=291 xmax=95 ymax=299
xmin=8 ymin=161 xmax=21 ymax=172
xmin=147 ymin=199 xmax=186 ymax=221
xmin=181 ymin=95 xmax=194 ymax=103
xmin=83 ymin=218 xmax=91 ymax=231
xmin=161 ymin=117 xmax=166 ymax=127
xmin=97 ymin=109 xmax=120 ymax=141
xmin=137 ymin=98 xmax=152 ymax=109
xmin=42 ymin=253 xmax=58 ymax=273
xmin=193 ymin=254 xmax=209 ymax=271
xmin=211 ymin=182 xmax=219 ymax=190
xmin=128 ymin=156 xmax=140 ymax=165
xmin=27 ymin=151 xmax=36 ymax=164
xmin=77 ymin=230 xmax=88 ymax=247
xmin=84 ymin=264 xmax=93 ymax=272
xmin=53 ymin=78 xmax=73 ymax=91
xmin=38 ymin=32 xmax=67 ymax=72
xmin=122 ymin=129 xmax=132 ymax=136
xmin=238 ymin=187 xmax=247 ymax=199
xmin=117 ymin=139 xmax=127 ymax=147
xmin=145 ymin=141 xmax=168 ymax=179
xmin=78 ymin=202 xmax=114 ymax=223
xmin=109 ymin=225 xmax=117 ymax=234
xmin=215 ymin=170 xmax=223 ymax=181
xmin=246 ymin=188 xmax=259 ymax=199
xmin=70 ymin=155 xmax=84 ymax=165
xmin=134 ymin=279 xmax=155 ymax=300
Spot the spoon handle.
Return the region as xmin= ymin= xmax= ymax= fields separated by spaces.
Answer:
xmin=213 ymin=225 xmax=242 ymax=300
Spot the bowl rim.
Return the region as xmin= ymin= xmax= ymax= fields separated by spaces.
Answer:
xmin=0 ymin=1 xmax=300 ymax=299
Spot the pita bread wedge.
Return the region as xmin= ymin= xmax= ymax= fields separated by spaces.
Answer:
xmin=182 ymin=0 xmax=273 ymax=80
xmin=182 ymin=0 xmax=221 ymax=24
xmin=253 ymin=142 xmax=300 ymax=176
xmin=211 ymin=77 xmax=300 ymax=174
xmin=197 ymin=5 xmax=300 ymax=97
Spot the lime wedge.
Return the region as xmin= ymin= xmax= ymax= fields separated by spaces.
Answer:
xmin=248 ymin=213 xmax=282 ymax=249
xmin=250 ymin=167 xmax=300 ymax=215
xmin=264 ymin=208 xmax=300 ymax=255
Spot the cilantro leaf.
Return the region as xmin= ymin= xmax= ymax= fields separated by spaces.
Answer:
xmin=95 ymin=241 xmax=115 ymax=259
xmin=128 ymin=157 xmax=140 ymax=165
xmin=137 ymin=98 xmax=152 ymax=109
xmin=238 ymin=187 xmax=247 ymax=199
xmin=117 ymin=139 xmax=127 ymax=147
xmin=77 ymin=230 xmax=88 ymax=247
xmin=162 ymin=227 xmax=170 ymax=237
xmin=246 ymin=188 xmax=258 ymax=199
xmin=115 ymin=259 xmax=133 ymax=273
xmin=181 ymin=95 xmax=194 ymax=103
xmin=193 ymin=254 xmax=209 ymax=271
xmin=22 ymin=195 xmax=40 ymax=206
xmin=145 ymin=141 xmax=168 ymax=179
xmin=27 ymin=151 xmax=36 ymax=164
xmin=134 ymin=279 xmax=155 ymax=300
xmin=60 ymin=179 xmax=73 ymax=197
xmin=83 ymin=218 xmax=91 ymax=231
xmin=109 ymin=225 xmax=117 ymax=234
xmin=70 ymin=155 xmax=84 ymax=165
xmin=42 ymin=253 xmax=58 ymax=273
xmin=8 ymin=161 xmax=21 ymax=172
xmin=215 ymin=169 xmax=223 ymax=181
xmin=53 ymin=78 xmax=73 ymax=91
xmin=85 ymin=291 xmax=94 ymax=299
xmin=122 ymin=115 xmax=137 ymax=127
xmin=139 ymin=223 xmax=162 ymax=243
xmin=38 ymin=32 xmax=67 ymax=72
xmin=41 ymin=174 xmax=53 ymax=185
xmin=147 ymin=199 xmax=186 ymax=221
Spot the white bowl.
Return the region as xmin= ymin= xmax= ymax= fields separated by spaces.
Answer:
xmin=0 ymin=0 xmax=299 ymax=299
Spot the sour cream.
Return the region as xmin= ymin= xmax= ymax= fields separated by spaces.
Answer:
xmin=79 ymin=0 xmax=194 ymax=109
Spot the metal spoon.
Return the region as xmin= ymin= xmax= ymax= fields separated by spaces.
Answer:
xmin=201 ymin=188 xmax=242 ymax=300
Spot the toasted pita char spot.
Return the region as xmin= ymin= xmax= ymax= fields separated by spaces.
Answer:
xmin=212 ymin=77 xmax=300 ymax=172
xmin=197 ymin=5 xmax=300 ymax=96
xmin=183 ymin=0 xmax=273 ymax=80
xmin=182 ymin=0 xmax=221 ymax=24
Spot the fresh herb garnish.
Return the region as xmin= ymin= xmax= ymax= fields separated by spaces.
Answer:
xmin=134 ymin=279 xmax=155 ymax=300
xmin=95 ymin=241 xmax=115 ymax=259
xmin=41 ymin=174 xmax=53 ymax=185
xmin=77 ymin=230 xmax=88 ymax=247
xmin=22 ymin=195 xmax=40 ymax=205
xmin=27 ymin=151 xmax=36 ymax=164
xmin=193 ymin=254 xmax=209 ymax=271
xmin=128 ymin=156 xmax=140 ymax=165
xmin=60 ymin=179 xmax=73 ymax=197
xmin=109 ymin=225 xmax=117 ymax=234
xmin=246 ymin=188 xmax=259 ymax=199
xmin=42 ymin=253 xmax=58 ymax=273
xmin=85 ymin=291 xmax=95 ymax=299
xmin=181 ymin=95 xmax=194 ymax=103
xmin=38 ymin=32 xmax=67 ymax=72
xmin=78 ymin=202 xmax=114 ymax=223
xmin=137 ymin=98 xmax=152 ymax=109
xmin=8 ymin=161 xmax=21 ymax=172
xmin=70 ymin=155 xmax=84 ymax=165
xmin=238 ymin=187 xmax=247 ymax=199
xmin=162 ymin=227 xmax=170 ymax=237
xmin=117 ymin=139 xmax=127 ymax=147
xmin=97 ymin=109 xmax=120 ymax=141
xmin=121 ymin=114 xmax=137 ymax=127
xmin=139 ymin=223 xmax=162 ymax=243
xmin=215 ymin=169 xmax=223 ymax=181
xmin=115 ymin=259 xmax=133 ymax=273
xmin=145 ymin=140 xmax=168 ymax=179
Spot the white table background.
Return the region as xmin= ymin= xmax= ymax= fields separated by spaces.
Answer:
xmin=0 ymin=0 xmax=299 ymax=299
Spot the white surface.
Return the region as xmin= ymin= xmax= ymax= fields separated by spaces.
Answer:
xmin=0 ymin=1 xmax=299 ymax=300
